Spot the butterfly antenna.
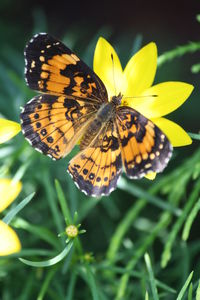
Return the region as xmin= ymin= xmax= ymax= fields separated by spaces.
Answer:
xmin=111 ymin=53 xmax=117 ymax=96
xmin=123 ymin=95 xmax=158 ymax=99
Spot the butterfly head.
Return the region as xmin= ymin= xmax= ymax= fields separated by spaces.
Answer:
xmin=111 ymin=92 xmax=123 ymax=106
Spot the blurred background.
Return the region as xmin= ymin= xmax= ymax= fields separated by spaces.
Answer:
xmin=0 ymin=1 xmax=200 ymax=299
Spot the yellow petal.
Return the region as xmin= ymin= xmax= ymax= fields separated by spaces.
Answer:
xmin=0 ymin=179 xmax=22 ymax=212
xmin=0 ymin=220 xmax=21 ymax=256
xmin=93 ymin=37 xmax=123 ymax=99
xmin=153 ymin=117 xmax=192 ymax=147
xmin=0 ymin=119 xmax=21 ymax=144
xmin=145 ymin=172 xmax=157 ymax=180
xmin=129 ymin=82 xmax=194 ymax=119
xmin=123 ymin=42 xmax=157 ymax=97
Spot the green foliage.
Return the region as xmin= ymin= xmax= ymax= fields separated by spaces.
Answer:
xmin=0 ymin=5 xmax=200 ymax=300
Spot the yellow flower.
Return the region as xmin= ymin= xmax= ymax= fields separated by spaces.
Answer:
xmin=0 ymin=179 xmax=22 ymax=256
xmin=0 ymin=220 xmax=21 ymax=256
xmin=0 ymin=179 xmax=22 ymax=212
xmin=93 ymin=38 xmax=194 ymax=179
xmin=0 ymin=119 xmax=21 ymax=144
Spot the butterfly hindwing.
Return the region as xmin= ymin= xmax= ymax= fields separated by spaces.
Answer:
xmin=24 ymin=33 xmax=108 ymax=102
xmin=68 ymin=121 xmax=122 ymax=196
xmin=116 ymin=106 xmax=173 ymax=178
xmin=20 ymin=94 xmax=97 ymax=159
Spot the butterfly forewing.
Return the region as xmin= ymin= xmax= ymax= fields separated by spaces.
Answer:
xmin=21 ymin=33 xmax=109 ymax=160
xmin=24 ymin=33 xmax=108 ymax=102
xmin=116 ymin=106 xmax=173 ymax=178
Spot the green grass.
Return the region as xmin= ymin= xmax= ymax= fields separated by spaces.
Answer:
xmin=0 ymin=6 xmax=200 ymax=300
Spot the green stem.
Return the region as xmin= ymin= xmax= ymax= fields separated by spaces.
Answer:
xmin=107 ymin=176 xmax=175 ymax=263
xmin=188 ymin=132 xmax=200 ymax=141
xmin=161 ymin=178 xmax=200 ymax=268
xmin=116 ymin=213 xmax=170 ymax=299
xmin=158 ymin=42 xmax=200 ymax=67
xmin=37 ymin=266 xmax=58 ymax=300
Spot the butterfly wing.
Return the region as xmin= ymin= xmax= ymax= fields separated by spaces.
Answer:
xmin=24 ymin=33 xmax=108 ymax=102
xmin=68 ymin=121 xmax=122 ymax=196
xmin=116 ymin=106 xmax=173 ymax=178
xmin=21 ymin=33 xmax=109 ymax=159
xmin=20 ymin=94 xmax=97 ymax=159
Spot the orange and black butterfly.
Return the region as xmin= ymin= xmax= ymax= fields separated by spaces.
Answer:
xmin=20 ymin=33 xmax=172 ymax=196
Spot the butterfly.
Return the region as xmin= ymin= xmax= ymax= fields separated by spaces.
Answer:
xmin=20 ymin=33 xmax=173 ymax=197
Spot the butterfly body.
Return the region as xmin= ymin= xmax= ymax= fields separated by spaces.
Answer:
xmin=21 ymin=33 xmax=172 ymax=196
xmin=80 ymin=94 xmax=122 ymax=150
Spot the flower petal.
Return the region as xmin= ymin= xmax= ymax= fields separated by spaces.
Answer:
xmin=0 ymin=220 xmax=21 ymax=256
xmin=153 ymin=117 xmax=192 ymax=147
xmin=123 ymin=42 xmax=157 ymax=97
xmin=145 ymin=172 xmax=157 ymax=180
xmin=129 ymin=82 xmax=194 ymax=119
xmin=0 ymin=119 xmax=21 ymax=144
xmin=93 ymin=37 xmax=123 ymax=98
xmin=0 ymin=179 xmax=22 ymax=212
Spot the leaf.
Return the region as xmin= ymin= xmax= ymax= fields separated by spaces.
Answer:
xmin=144 ymin=253 xmax=159 ymax=300
xmin=176 ymin=271 xmax=193 ymax=300
xmin=55 ymin=179 xmax=72 ymax=225
xmin=2 ymin=192 xmax=35 ymax=224
xmin=19 ymin=240 xmax=73 ymax=267
xmin=182 ymin=198 xmax=200 ymax=241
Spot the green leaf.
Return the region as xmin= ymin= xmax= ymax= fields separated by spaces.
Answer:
xmin=145 ymin=291 xmax=149 ymax=300
xmin=116 ymin=214 xmax=169 ymax=300
xmin=2 ymin=192 xmax=35 ymax=224
xmin=196 ymin=14 xmax=200 ymax=23
xmin=176 ymin=271 xmax=193 ymax=300
xmin=19 ymin=240 xmax=73 ymax=267
xmin=157 ymin=42 xmax=200 ymax=67
xmin=191 ymin=63 xmax=200 ymax=74
xmin=66 ymin=271 xmax=77 ymax=300
xmin=118 ymin=178 xmax=181 ymax=216
xmin=37 ymin=266 xmax=58 ymax=300
xmin=196 ymin=280 xmax=200 ymax=300
xmin=161 ymin=178 xmax=200 ymax=268
xmin=188 ymin=132 xmax=200 ymax=141
xmin=43 ymin=171 xmax=63 ymax=235
xmin=13 ymin=217 xmax=60 ymax=250
xmin=79 ymin=264 xmax=100 ymax=300
xmin=182 ymin=198 xmax=200 ymax=241
xmin=144 ymin=253 xmax=159 ymax=300
xmin=55 ymin=179 xmax=73 ymax=225
xmin=188 ymin=283 xmax=193 ymax=300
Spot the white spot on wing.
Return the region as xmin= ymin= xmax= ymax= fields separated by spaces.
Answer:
xmin=35 ymin=147 xmax=43 ymax=154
